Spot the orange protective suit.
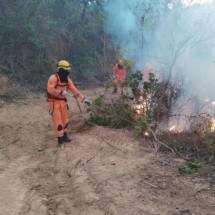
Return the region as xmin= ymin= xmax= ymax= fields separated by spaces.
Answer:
xmin=112 ymin=64 xmax=127 ymax=94
xmin=47 ymin=73 xmax=80 ymax=137
xmin=113 ymin=64 xmax=127 ymax=81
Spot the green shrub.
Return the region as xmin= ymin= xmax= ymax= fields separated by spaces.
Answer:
xmin=202 ymin=133 xmax=215 ymax=161
xmin=178 ymin=161 xmax=201 ymax=175
xmin=88 ymin=96 xmax=134 ymax=128
xmin=133 ymin=116 xmax=149 ymax=137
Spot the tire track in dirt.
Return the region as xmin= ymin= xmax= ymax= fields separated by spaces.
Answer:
xmin=0 ymin=156 xmax=30 ymax=215
xmin=1 ymin=95 xmax=215 ymax=215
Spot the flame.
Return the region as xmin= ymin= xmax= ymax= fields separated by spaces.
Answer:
xmin=135 ymin=104 xmax=144 ymax=115
xmin=169 ymin=125 xmax=183 ymax=133
xmin=169 ymin=125 xmax=177 ymax=132
xmin=211 ymin=118 xmax=215 ymax=131
xmin=134 ymin=103 xmax=147 ymax=115
xmin=136 ymin=104 xmax=145 ymax=109
xmin=133 ymin=94 xmax=152 ymax=116
xmin=144 ymin=131 xmax=150 ymax=137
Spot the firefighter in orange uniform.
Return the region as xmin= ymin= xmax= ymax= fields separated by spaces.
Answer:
xmin=47 ymin=60 xmax=86 ymax=147
xmin=112 ymin=59 xmax=127 ymax=94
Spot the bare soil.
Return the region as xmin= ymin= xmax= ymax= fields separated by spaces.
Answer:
xmin=0 ymin=90 xmax=214 ymax=215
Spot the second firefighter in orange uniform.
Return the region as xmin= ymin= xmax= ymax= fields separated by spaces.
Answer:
xmin=112 ymin=59 xmax=127 ymax=94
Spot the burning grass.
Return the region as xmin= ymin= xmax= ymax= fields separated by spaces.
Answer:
xmin=159 ymin=131 xmax=215 ymax=162
xmin=88 ymin=70 xmax=215 ymax=164
xmin=88 ymin=91 xmax=215 ymax=164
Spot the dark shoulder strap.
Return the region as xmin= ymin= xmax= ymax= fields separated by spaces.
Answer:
xmin=55 ymin=73 xmax=59 ymax=85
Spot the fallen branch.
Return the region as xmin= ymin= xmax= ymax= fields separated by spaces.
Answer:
xmin=143 ymin=181 xmax=159 ymax=189
xmin=100 ymin=136 xmax=127 ymax=154
xmin=0 ymin=138 xmax=20 ymax=150
xmin=86 ymin=146 xmax=104 ymax=163
xmin=148 ymin=127 xmax=175 ymax=154
xmin=168 ymin=112 xmax=211 ymax=119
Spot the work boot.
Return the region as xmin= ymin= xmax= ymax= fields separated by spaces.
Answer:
xmin=113 ymin=87 xmax=117 ymax=94
xmin=58 ymin=136 xmax=65 ymax=149
xmin=63 ymin=133 xmax=72 ymax=143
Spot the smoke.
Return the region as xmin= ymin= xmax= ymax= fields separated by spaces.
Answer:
xmin=104 ymin=0 xmax=215 ymax=100
xmin=104 ymin=0 xmax=167 ymax=67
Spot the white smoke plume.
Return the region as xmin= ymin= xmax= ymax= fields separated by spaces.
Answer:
xmin=104 ymin=0 xmax=215 ymax=100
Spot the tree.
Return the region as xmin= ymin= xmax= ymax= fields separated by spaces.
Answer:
xmin=0 ymin=0 xmax=116 ymax=89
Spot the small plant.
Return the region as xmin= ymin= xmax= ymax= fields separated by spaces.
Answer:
xmin=88 ymin=96 xmax=134 ymax=128
xmin=123 ymin=59 xmax=134 ymax=73
xmin=202 ymin=133 xmax=215 ymax=160
xmin=178 ymin=161 xmax=201 ymax=175
xmin=127 ymin=71 xmax=143 ymax=98
xmin=133 ymin=116 xmax=150 ymax=137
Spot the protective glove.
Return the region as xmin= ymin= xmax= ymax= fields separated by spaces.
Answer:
xmin=83 ymin=97 xmax=92 ymax=106
xmin=61 ymin=90 xmax=68 ymax=97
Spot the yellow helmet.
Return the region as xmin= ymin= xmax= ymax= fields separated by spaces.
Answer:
xmin=57 ymin=60 xmax=71 ymax=70
xmin=117 ymin=59 xmax=124 ymax=66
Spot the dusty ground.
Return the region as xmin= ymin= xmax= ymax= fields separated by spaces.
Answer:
xmin=0 ymin=89 xmax=215 ymax=215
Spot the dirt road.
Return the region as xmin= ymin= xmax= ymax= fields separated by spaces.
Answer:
xmin=0 ymin=93 xmax=214 ymax=215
